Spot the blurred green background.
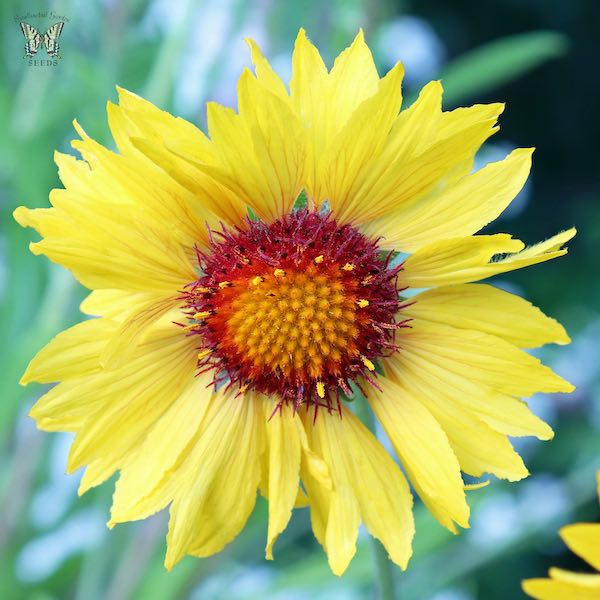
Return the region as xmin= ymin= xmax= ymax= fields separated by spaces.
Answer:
xmin=1 ymin=0 xmax=599 ymax=599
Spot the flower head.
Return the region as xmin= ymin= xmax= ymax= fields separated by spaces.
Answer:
xmin=523 ymin=473 xmax=600 ymax=599
xmin=15 ymin=29 xmax=575 ymax=574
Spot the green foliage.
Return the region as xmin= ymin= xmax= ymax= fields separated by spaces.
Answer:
xmin=440 ymin=31 xmax=569 ymax=105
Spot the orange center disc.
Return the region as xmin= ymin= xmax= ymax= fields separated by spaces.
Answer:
xmin=216 ymin=265 xmax=361 ymax=383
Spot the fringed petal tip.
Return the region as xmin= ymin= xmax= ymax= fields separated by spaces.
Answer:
xmin=71 ymin=118 xmax=87 ymax=139
xmin=115 ymin=85 xmax=137 ymax=101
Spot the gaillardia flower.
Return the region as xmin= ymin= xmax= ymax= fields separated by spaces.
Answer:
xmin=523 ymin=473 xmax=600 ymax=599
xmin=15 ymin=30 xmax=575 ymax=574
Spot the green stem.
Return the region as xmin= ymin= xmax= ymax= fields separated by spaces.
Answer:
xmin=355 ymin=394 xmax=399 ymax=599
xmin=371 ymin=536 xmax=397 ymax=600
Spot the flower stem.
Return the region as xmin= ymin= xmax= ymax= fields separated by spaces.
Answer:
xmin=371 ymin=536 xmax=397 ymax=600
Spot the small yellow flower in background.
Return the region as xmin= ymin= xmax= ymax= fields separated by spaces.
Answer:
xmin=523 ymin=473 xmax=600 ymax=599
xmin=15 ymin=29 xmax=575 ymax=574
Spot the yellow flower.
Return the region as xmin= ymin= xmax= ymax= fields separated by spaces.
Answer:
xmin=15 ymin=29 xmax=575 ymax=575
xmin=523 ymin=473 xmax=600 ymax=599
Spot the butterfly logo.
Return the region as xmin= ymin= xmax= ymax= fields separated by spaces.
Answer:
xmin=20 ymin=21 xmax=64 ymax=58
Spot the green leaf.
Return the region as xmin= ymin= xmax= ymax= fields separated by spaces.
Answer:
xmin=440 ymin=31 xmax=569 ymax=105
xmin=293 ymin=189 xmax=308 ymax=210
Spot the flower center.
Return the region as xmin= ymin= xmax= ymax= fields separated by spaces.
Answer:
xmin=181 ymin=209 xmax=404 ymax=408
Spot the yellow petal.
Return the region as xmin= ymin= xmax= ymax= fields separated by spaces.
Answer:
xmin=294 ymin=489 xmax=309 ymax=508
xmin=328 ymin=29 xmax=380 ymax=125
xmin=52 ymin=150 xmax=95 ymax=193
xmin=306 ymin=408 xmax=414 ymax=573
xmin=300 ymin=440 xmax=331 ymax=550
xmin=325 ymin=482 xmax=361 ymax=576
xmin=109 ymin=372 xmax=214 ymax=523
xmin=99 ymin=295 xmax=180 ymax=369
xmin=65 ymin=322 xmax=198 ymax=474
xmin=401 ymin=233 xmax=523 ymax=288
xmin=290 ymin=29 xmax=381 ymax=206
xmin=438 ymin=102 xmax=505 ymax=139
xmin=246 ymin=38 xmax=289 ymax=100
xmin=385 ymin=347 xmax=531 ymax=481
xmin=326 ymin=62 xmax=405 ymax=223
xmin=264 ymin=402 xmax=303 ymax=560
xmin=290 ymin=28 xmax=327 ymax=111
xmin=349 ymin=106 xmax=500 ymax=225
xmin=80 ymin=289 xmax=159 ymax=321
xmin=367 ymin=147 xmax=534 ymax=252
xmin=401 ymin=229 xmax=575 ymax=288
xmin=105 ymin=99 xmax=137 ymax=156
xmin=502 ymin=227 xmax=576 ymax=262
xmin=237 ymin=70 xmax=306 ymax=219
xmin=29 ymin=319 xmax=196 ymax=438
xmin=290 ymin=29 xmax=328 ymax=203
xmin=14 ymin=188 xmax=196 ymax=294
xmin=560 ymin=523 xmax=600 ymax=572
xmin=69 ymin=123 xmax=212 ymax=251
xmin=196 ymin=71 xmax=305 ymax=222
xmin=473 ymin=391 xmax=553 ymax=440
xmin=307 ymin=412 xmax=361 ymax=575
xmin=330 ymin=29 xmax=379 ymax=96
xmin=108 ymin=87 xmax=246 ymax=231
xmin=370 ymin=378 xmax=469 ymax=532
xmin=29 ymin=380 xmax=100 ymax=432
xmin=130 ymin=135 xmax=247 ymax=229
xmin=358 ymin=99 xmax=503 ymax=238
xmin=348 ymin=81 xmax=441 ymax=224
xmin=164 ymin=392 xmax=264 ymax=569
xmin=523 ymin=578 xmax=600 ymax=599
xmin=385 ymin=80 xmax=443 ymax=161
xmin=78 ymin=459 xmax=116 ymax=495
xmin=464 ymin=481 xmax=490 ymax=491
xmin=112 ymin=86 xmax=214 ymax=161
xmin=297 ymin=418 xmax=332 ymax=490
xmin=399 ymin=320 xmax=573 ymax=397
xmin=387 ymin=329 xmax=554 ymax=441
xmin=549 ymin=568 xmax=600 ymax=588
xmin=20 ymin=318 xmax=117 ymax=384
xmin=405 ymin=283 xmax=570 ymax=348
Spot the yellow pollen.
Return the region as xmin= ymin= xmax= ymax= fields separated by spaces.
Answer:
xmin=193 ymin=311 xmax=211 ymax=319
xmin=197 ymin=349 xmax=211 ymax=359
xmin=218 ymin=281 xmax=232 ymax=289
xmin=316 ymin=381 xmax=325 ymax=398
xmin=342 ymin=263 xmax=355 ymax=271
xmin=223 ymin=266 xmax=360 ymax=383
xmin=251 ymin=276 xmax=264 ymax=286
xmin=314 ymin=255 xmax=324 ymax=264
xmin=361 ymin=355 xmax=376 ymax=371
xmin=356 ymin=299 xmax=370 ymax=308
